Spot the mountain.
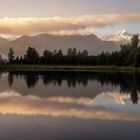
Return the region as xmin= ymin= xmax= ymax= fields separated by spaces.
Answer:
xmin=0 ymin=34 xmax=119 ymax=57
xmin=0 ymin=37 xmax=10 ymax=58
xmin=102 ymin=30 xmax=140 ymax=45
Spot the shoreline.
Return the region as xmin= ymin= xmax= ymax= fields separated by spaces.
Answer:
xmin=0 ymin=65 xmax=140 ymax=73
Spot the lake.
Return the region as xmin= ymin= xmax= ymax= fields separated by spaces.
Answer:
xmin=0 ymin=71 xmax=140 ymax=140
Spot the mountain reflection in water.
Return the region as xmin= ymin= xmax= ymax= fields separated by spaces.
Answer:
xmin=4 ymin=72 xmax=140 ymax=104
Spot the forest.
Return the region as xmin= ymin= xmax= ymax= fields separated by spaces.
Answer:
xmin=1 ymin=34 xmax=140 ymax=66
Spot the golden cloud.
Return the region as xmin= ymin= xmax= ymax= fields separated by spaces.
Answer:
xmin=0 ymin=14 xmax=140 ymax=35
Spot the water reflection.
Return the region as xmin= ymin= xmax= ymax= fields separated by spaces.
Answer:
xmin=6 ymin=71 xmax=140 ymax=104
xmin=0 ymin=90 xmax=139 ymax=121
xmin=0 ymin=71 xmax=140 ymax=140
xmin=0 ymin=71 xmax=140 ymax=122
xmin=8 ymin=73 xmax=14 ymax=87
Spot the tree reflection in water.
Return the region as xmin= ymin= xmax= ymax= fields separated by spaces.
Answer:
xmin=7 ymin=71 xmax=140 ymax=104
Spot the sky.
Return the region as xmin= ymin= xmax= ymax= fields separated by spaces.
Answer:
xmin=0 ymin=0 xmax=140 ymax=38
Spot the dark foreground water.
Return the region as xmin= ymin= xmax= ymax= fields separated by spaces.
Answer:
xmin=0 ymin=71 xmax=140 ymax=140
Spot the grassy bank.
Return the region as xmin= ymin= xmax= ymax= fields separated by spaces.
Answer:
xmin=0 ymin=65 xmax=140 ymax=73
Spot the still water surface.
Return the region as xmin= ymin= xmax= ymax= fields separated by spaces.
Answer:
xmin=0 ymin=71 xmax=140 ymax=140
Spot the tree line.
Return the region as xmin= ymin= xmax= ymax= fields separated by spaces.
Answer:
xmin=7 ymin=34 xmax=140 ymax=66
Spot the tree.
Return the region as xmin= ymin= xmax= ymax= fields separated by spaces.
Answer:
xmin=43 ymin=50 xmax=52 ymax=58
xmin=43 ymin=50 xmax=53 ymax=64
xmin=57 ymin=49 xmax=63 ymax=57
xmin=81 ymin=49 xmax=88 ymax=57
xmin=25 ymin=47 xmax=39 ymax=64
xmin=8 ymin=47 xmax=15 ymax=64
xmin=72 ymin=48 xmax=77 ymax=56
xmin=67 ymin=48 xmax=72 ymax=56
xmin=15 ymin=57 xmax=20 ymax=64
xmin=133 ymin=48 xmax=140 ymax=66
xmin=131 ymin=34 xmax=139 ymax=49
xmin=53 ymin=49 xmax=57 ymax=56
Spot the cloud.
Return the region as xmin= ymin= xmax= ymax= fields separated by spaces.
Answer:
xmin=0 ymin=90 xmax=140 ymax=121
xmin=0 ymin=14 xmax=140 ymax=35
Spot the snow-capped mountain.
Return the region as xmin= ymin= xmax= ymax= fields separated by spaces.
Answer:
xmin=102 ymin=30 xmax=140 ymax=43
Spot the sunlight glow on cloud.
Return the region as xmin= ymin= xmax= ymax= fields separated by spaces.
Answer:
xmin=0 ymin=90 xmax=140 ymax=121
xmin=0 ymin=14 xmax=140 ymax=35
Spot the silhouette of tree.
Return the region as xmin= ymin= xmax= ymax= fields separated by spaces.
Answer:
xmin=8 ymin=47 xmax=15 ymax=64
xmin=25 ymin=47 xmax=39 ymax=64
xmin=57 ymin=49 xmax=63 ymax=57
xmin=81 ymin=49 xmax=88 ymax=57
xmin=131 ymin=34 xmax=139 ymax=49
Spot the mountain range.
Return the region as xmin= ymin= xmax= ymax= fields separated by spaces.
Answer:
xmin=0 ymin=34 xmax=121 ymax=57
